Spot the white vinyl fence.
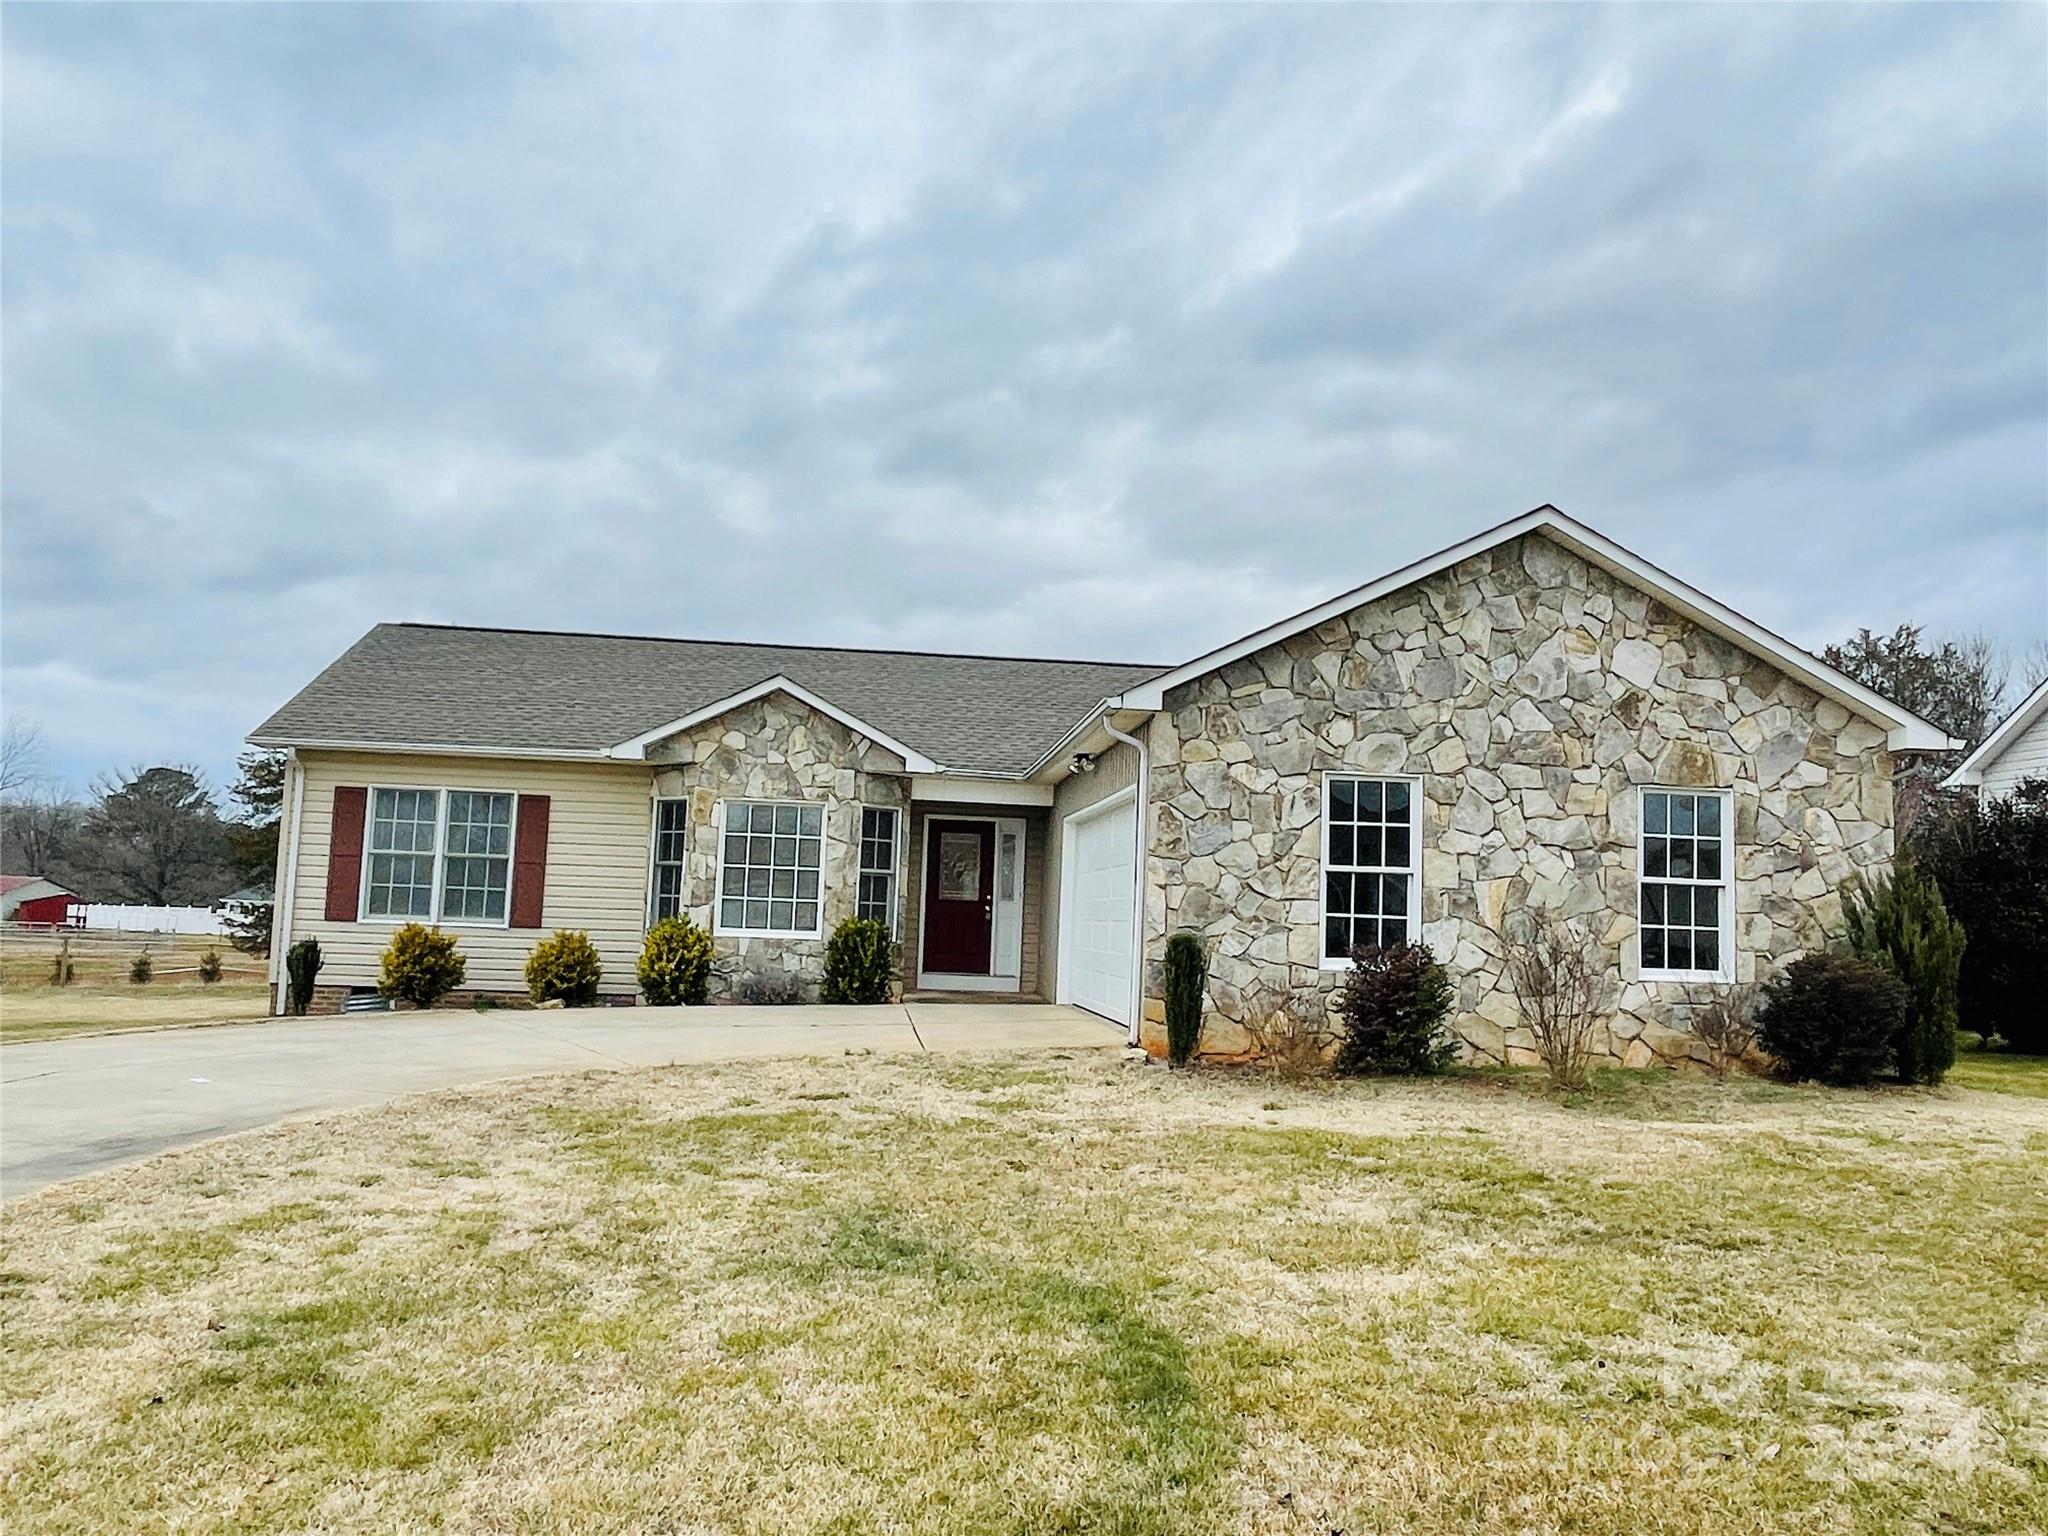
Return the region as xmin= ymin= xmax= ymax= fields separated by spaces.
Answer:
xmin=78 ymin=904 xmax=229 ymax=935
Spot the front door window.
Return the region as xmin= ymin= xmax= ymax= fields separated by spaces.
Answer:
xmin=938 ymin=831 xmax=983 ymax=901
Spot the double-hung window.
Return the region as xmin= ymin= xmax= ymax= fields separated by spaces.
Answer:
xmin=716 ymin=800 xmax=824 ymax=937
xmin=856 ymin=806 xmax=900 ymax=933
xmin=1322 ymin=775 xmax=1420 ymax=964
xmin=1638 ymin=788 xmax=1731 ymax=978
xmin=364 ymin=787 xmax=514 ymax=924
xmin=650 ymin=799 xmax=688 ymax=921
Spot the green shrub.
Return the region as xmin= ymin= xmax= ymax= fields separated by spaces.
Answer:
xmin=1909 ymin=779 xmax=2047 ymax=1052
xmin=1162 ymin=931 xmax=1207 ymax=1066
xmin=638 ymin=916 xmax=714 ymax=1006
xmin=820 ymin=917 xmax=894 ymax=1004
xmin=377 ymin=923 xmax=466 ymax=1009
xmin=129 ymin=949 xmax=153 ymax=986
xmin=197 ymin=947 xmax=224 ymax=985
xmin=1754 ymin=953 xmax=1906 ymax=1086
xmin=1844 ymin=867 xmax=1964 ymax=1084
xmin=525 ymin=929 xmax=604 ymax=1006
xmin=285 ymin=938 xmax=322 ymax=1016
xmin=1334 ymin=942 xmax=1457 ymax=1076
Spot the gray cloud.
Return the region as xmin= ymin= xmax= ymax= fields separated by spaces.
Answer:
xmin=3 ymin=3 xmax=2043 ymax=794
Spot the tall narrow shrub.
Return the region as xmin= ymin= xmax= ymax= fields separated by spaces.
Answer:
xmin=1844 ymin=867 xmax=1965 ymax=1084
xmin=285 ymin=938 xmax=322 ymax=1015
xmin=1162 ymin=931 xmax=1207 ymax=1067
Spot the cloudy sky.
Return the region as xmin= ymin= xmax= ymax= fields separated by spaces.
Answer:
xmin=4 ymin=3 xmax=2044 ymax=797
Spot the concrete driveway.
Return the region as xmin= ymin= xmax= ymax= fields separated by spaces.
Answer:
xmin=0 ymin=1003 xmax=1120 ymax=1199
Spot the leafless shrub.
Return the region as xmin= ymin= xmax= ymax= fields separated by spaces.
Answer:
xmin=1685 ymin=983 xmax=1759 ymax=1077
xmin=1496 ymin=911 xmax=1607 ymax=1090
xmin=1235 ymin=981 xmax=1339 ymax=1081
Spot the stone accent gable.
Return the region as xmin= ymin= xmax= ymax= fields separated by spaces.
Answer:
xmin=649 ymin=693 xmax=909 ymax=998
xmin=1143 ymin=531 xmax=1894 ymax=1066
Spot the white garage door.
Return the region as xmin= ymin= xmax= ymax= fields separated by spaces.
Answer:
xmin=1063 ymin=795 xmax=1136 ymax=1027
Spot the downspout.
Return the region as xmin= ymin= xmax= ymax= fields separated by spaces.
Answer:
xmin=1099 ymin=711 xmax=1149 ymax=1047
xmin=270 ymin=750 xmax=305 ymax=1015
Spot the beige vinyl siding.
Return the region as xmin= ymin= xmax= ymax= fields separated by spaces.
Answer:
xmin=1982 ymin=708 xmax=2048 ymax=800
xmin=286 ymin=751 xmax=653 ymax=996
xmin=1038 ymin=741 xmax=1139 ymax=1000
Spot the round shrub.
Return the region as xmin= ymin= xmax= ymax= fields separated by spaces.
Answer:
xmin=821 ymin=917 xmax=894 ymax=1004
xmin=638 ymin=916 xmax=714 ymax=1006
xmin=378 ymin=923 xmax=466 ymax=1010
xmin=1754 ymin=953 xmax=1906 ymax=1086
xmin=525 ymin=929 xmax=604 ymax=1006
xmin=1162 ymin=931 xmax=1207 ymax=1067
xmin=1334 ymin=941 xmax=1457 ymax=1076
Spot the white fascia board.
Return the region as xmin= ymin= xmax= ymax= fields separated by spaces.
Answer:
xmin=607 ymin=674 xmax=940 ymax=773
xmin=910 ymin=775 xmax=1054 ymax=807
xmin=1108 ymin=504 xmax=1960 ymax=751
xmin=246 ymin=736 xmax=610 ymax=762
xmin=1942 ymin=676 xmax=2048 ymax=789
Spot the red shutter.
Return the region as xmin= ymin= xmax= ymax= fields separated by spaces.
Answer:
xmin=325 ymin=786 xmax=368 ymax=922
xmin=510 ymin=795 xmax=550 ymax=929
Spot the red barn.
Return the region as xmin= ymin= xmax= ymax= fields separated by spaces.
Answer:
xmin=0 ymin=875 xmax=78 ymax=927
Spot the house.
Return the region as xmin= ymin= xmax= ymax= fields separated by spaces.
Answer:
xmin=250 ymin=505 xmax=1953 ymax=1064
xmin=0 ymin=875 xmax=79 ymax=927
xmin=1942 ymin=676 xmax=2048 ymax=800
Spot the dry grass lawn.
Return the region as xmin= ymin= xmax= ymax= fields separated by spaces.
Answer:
xmin=0 ymin=980 xmax=272 ymax=1042
xmin=2 ymin=1053 xmax=2043 ymax=1535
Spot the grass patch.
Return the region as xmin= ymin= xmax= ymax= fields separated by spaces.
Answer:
xmin=1949 ymin=1050 xmax=2048 ymax=1100
xmin=0 ymin=979 xmax=271 ymax=1042
xmin=2 ymin=1055 xmax=2043 ymax=1534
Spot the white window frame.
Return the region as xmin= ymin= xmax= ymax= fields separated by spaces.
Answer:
xmin=648 ymin=797 xmax=689 ymax=924
xmin=1318 ymin=772 xmax=1424 ymax=971
xmin=1636 ymin=785 xmax=1734 ymax=983
xmin=855 ymin=803 xmax=902 ymax=937
xmin=356 ymin=784 xmax=515 ymax=929
xmin=712 ymin=798 xmax=828 ymax=940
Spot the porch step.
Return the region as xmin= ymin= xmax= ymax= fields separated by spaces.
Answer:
xmin=903 ymin=990 xmax=1048 ymax=1005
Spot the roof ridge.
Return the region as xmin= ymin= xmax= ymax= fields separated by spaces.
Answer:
xmin=383 ymin=621 xmax=1164 ymax=672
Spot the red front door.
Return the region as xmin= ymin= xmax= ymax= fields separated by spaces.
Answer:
xmin=923 ymin=821 xmax=995 ymax=975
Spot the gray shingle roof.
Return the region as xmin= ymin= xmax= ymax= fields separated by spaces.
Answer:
xmin=250 ymin=624 xmax=1162 ymax=777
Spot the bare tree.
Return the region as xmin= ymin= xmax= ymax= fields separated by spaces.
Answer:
xmin=1235 ymin=979 xmax=1339 ymax=1080
xmin=1496 ymin=911 xmax=1608 ymax=1090
xmin=1683 ymin=983 xmax=1760 ymax=1078
xmin=0 ymin=722 xmax=46 ymax=800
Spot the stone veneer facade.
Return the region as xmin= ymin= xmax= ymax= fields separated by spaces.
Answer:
xmin=1141 ymin=532 xmax=1895 ymax=1066
xmin=648 ymin=696 xmax=910 ymax=1000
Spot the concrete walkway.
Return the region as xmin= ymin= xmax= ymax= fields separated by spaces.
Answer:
xmin=0 ymin=1003 xmax=1120 ymax=1199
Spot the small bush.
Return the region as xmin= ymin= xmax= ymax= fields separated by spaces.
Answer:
xmin=1844 ymin=866 xmax=1964 ymax=1084
xmin=820 ymin=917 xmax=894 ymax=1004
xmin=285 ymin=938 xmax=322 ymax=1016
xmin=197 ymin=947 xmax=224 ymax=985
xmin=1684 ymin=983 xmax=1759 ymax=1077
xmin=1754 ymin=953 xmax=1906 ymax=1086
xmin=638 ymin=916 xmax=714 ymax=1006
xmin=1908 ymin=780 xmax=2043 ymax=1052
xmin=525 ymin=929 xmax=604 ymax=1006
xmin=1497 ymin=912 xmax=1606 ymax=1090
xmin=378 ymin=923 xmax=466 ymax=1010
xmin=1237 ymin=981 xmax=1337 ymax=1080
xmin=1162 ymin=932 xmax=1208 ymax=1067
xmin=129 ymin=949 xmax=153 ymax=986
xmin=1334 ymin=942 xmax=1456 ymax=1076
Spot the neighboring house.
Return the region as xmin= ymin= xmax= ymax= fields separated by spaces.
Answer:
xmin=0 ymin=875 xmax=78 ymax=927
xmin=1942 ymin=676 xmax=2048 ymax=800
xmin=251 ymin=506 xmax=1953 ymax=1065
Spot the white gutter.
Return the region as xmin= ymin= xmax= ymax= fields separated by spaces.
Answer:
xmin=1098 ymin=712 xmax=1150 ymax=1047
xmin=270 ymin=750 xmax=305 ymax=1015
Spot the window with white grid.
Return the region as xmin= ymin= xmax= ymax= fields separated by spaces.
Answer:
xmin=715 ymin=800 xmax=824 ymax=937
xmin=1638 ymin=788 xmax=1731 ymax=978
xmin=440 ymin=791 xmax=513 ymax=921
xmin=650 ymin=799 xmax=688 ymax=921
xmin=365 ymin=788 xmax=441 ymax=918
xmin=1321 ymin=776 xmax=1420 ymax=964
xmin=856 ymin=806 xmax=899 ymax=933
